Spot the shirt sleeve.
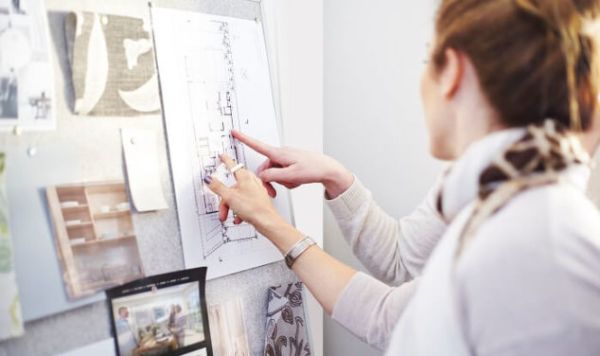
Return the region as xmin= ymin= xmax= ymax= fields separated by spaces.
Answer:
xmin=325 ymin=176 xmax=446 ymax=284
xmin=331 ymin=272 xmax=419 ymax=350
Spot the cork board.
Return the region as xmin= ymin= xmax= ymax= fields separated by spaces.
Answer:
xmin=0 ymin=0 xmax=299 ymax=354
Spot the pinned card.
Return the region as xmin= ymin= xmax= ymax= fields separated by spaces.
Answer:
xmin=121 ymin=128 xmax=168 ymax=212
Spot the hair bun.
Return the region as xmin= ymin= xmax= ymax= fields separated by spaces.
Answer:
xmin=434 ymin=0 xmax=599 ymax=132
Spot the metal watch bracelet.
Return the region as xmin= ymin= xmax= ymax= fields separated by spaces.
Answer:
xmin=284 ymin=236 xmax=316 ymax=269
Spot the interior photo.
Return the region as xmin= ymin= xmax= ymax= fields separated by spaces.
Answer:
xmin=111 ymin=282 xmax=205 ymax=356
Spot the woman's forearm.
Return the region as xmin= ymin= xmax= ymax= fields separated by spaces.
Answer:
xmin=259 ymin=216 xmax=357 ymax=315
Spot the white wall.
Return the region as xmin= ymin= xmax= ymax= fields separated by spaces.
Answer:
xmin=261 ymin=1 xmax=324 ymax=355
xmin=324 ymin=1 xmax=440 ymax=355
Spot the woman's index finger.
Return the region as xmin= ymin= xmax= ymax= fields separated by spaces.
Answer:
xmin=232 ymin=130 xmax=274 ymax=157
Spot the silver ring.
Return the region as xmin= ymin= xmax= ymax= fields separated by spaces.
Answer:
xmin=230 ymin=163 xmax=245 ymax=175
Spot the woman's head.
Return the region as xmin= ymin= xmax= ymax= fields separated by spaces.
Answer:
xmin=421 ymin=0 xmax=600 ymax=160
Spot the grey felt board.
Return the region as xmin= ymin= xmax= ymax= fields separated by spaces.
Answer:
xmin=0 ymin=0 xmax=299 ymax=354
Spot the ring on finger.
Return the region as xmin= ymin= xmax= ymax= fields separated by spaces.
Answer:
xmin=230 ymin=163 xmax=245 ymax=175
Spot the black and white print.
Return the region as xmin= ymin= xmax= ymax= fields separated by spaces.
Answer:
xmin=0 ymin=0 xmax=55 ymax=130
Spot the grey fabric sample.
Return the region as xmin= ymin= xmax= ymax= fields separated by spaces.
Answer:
xmin=65 ymin=12 xmax=161 ymax=116
xmin=264 ymin=282 xmax=310 ymax=356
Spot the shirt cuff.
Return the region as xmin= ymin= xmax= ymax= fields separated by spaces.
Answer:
xmin=325 ymin=175 xmax=371 ymax=221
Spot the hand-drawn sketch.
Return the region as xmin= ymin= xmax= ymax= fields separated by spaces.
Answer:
xmin=152 ymin=8 xmax=293 ymax=279
xmin=0 ymin=0 xmax=55 ymax=130
xmin=184 ymin=19 xmax=258 ymax=258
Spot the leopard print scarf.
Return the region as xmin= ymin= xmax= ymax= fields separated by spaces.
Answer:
xmin=437 ymin=119 xmax=590 ymax=259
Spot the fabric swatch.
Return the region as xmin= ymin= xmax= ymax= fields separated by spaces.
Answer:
xmin=0 ymin=153 xmax=24 ymax=341
xmin=264 ymin=282 xmax=311 ymax=356
xmin=65 ymin=12 xmax=161 ymax=116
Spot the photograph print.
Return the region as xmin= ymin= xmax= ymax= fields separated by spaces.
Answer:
xmin=107 ymin=268 xmax=213 ymax=356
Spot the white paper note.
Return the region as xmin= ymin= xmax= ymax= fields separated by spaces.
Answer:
xmin=121 ymin=128 xmax=168 ymax=212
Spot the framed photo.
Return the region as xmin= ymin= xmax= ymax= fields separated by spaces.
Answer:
xmin=106 ymin=268 xmax=213 ymax=356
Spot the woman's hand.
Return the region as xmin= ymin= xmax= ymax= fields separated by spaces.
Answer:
xmin=205 ymin=154 xmax=292 ymax=243
xmin=206 ymin=154 xmax=357 ymax=318
xmin=232 ymin=130 xmax=354 ymax=199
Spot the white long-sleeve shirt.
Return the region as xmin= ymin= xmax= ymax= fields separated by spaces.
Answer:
xmin=327 ymin=129 xmax=600 ymax=355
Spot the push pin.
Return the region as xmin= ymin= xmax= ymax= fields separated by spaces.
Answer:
xmin=27 ymin=146 xmax=37 ymax=157
xmin=12 ymin=125 xmax=22 ymax=136
xmin=130 ymin=136 xmax=136 ymax=145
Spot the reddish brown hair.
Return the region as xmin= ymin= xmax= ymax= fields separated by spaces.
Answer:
xmin=433 ymin=0 xmax=600 ymax=131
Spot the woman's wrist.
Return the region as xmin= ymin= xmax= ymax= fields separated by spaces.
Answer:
xmin=322 ymin=164 xmax=354 ymax=199
xmin=256 ymin=211 xmax=305 ymax=253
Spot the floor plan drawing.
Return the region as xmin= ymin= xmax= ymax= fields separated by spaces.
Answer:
xmin=184 ymin=20 xmax=258 ymax=258
xmin=152 ymin=8 xmax=292 ymax=279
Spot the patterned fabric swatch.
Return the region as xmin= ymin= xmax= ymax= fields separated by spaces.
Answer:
xmin=264 ymin=282 xmax=311 ymax=356
xmin=0 ymin=153 xmax=24 ymax=340
xmin=65 ymin=12 xmax=161 ymax=116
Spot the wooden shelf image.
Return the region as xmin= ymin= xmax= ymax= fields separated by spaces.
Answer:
xmin=71 ymin=235 xmax=136 ymax=248
xmin=61 ymin=204 xmax=89 ymax=213
xmin=93 ymin=210 xmax=131 ymax=220
xmin=46 ymin=181 xmax=145 ymax=299
xmin=66 ymin=221 xmax=93 ymax=229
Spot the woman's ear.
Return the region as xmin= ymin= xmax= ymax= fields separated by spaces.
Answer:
xmin=439 ymin=47 xmax=464 ymax=98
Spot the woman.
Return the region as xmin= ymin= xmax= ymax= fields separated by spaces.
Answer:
xmin=206 ymin=0 xmax=600 ymax=354
xmin=169 ymin=304 xmax=186 ymax=348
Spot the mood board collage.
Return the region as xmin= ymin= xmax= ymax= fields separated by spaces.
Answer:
xmin=0 ymin=0 xmax=308 ymax=355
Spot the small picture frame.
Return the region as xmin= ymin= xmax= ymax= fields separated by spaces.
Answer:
xmin=106 ymin=267 xmax=213 ymax=356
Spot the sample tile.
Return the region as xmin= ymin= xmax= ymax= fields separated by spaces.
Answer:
xmin=106 ymin=267 xmax=213 ymax=356
xmin=263 ymin=283 xmax=311 ymax=356
xmin=65 ymin=12 xmax=161 ymax=116
xmin=208 ymin=299 xmax=250 ymax=356
xmin=152 ymin=7 xmax=293 ymax=279
xmin=0 ymin=0 xmax=55 ymax=131
xmin=0 ymin=153 xmax=24 ymax=341
xmin=121 ymin=128 xmax=168 ymax=212
xmin=46 ymin=181 xmax=144 ymax=299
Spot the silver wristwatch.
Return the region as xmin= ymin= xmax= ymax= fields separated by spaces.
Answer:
xmin=284 ymin=236 xmax=316 ymax=269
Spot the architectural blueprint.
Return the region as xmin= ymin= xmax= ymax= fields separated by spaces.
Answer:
xmin=151 ymin=8 xmax=293 ymax=279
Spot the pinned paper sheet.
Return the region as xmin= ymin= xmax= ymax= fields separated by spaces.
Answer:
xmin=121 ymin=128 xmax=168 ymax=212
xmin=0 ymin=153 xmax=24 ymax=341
